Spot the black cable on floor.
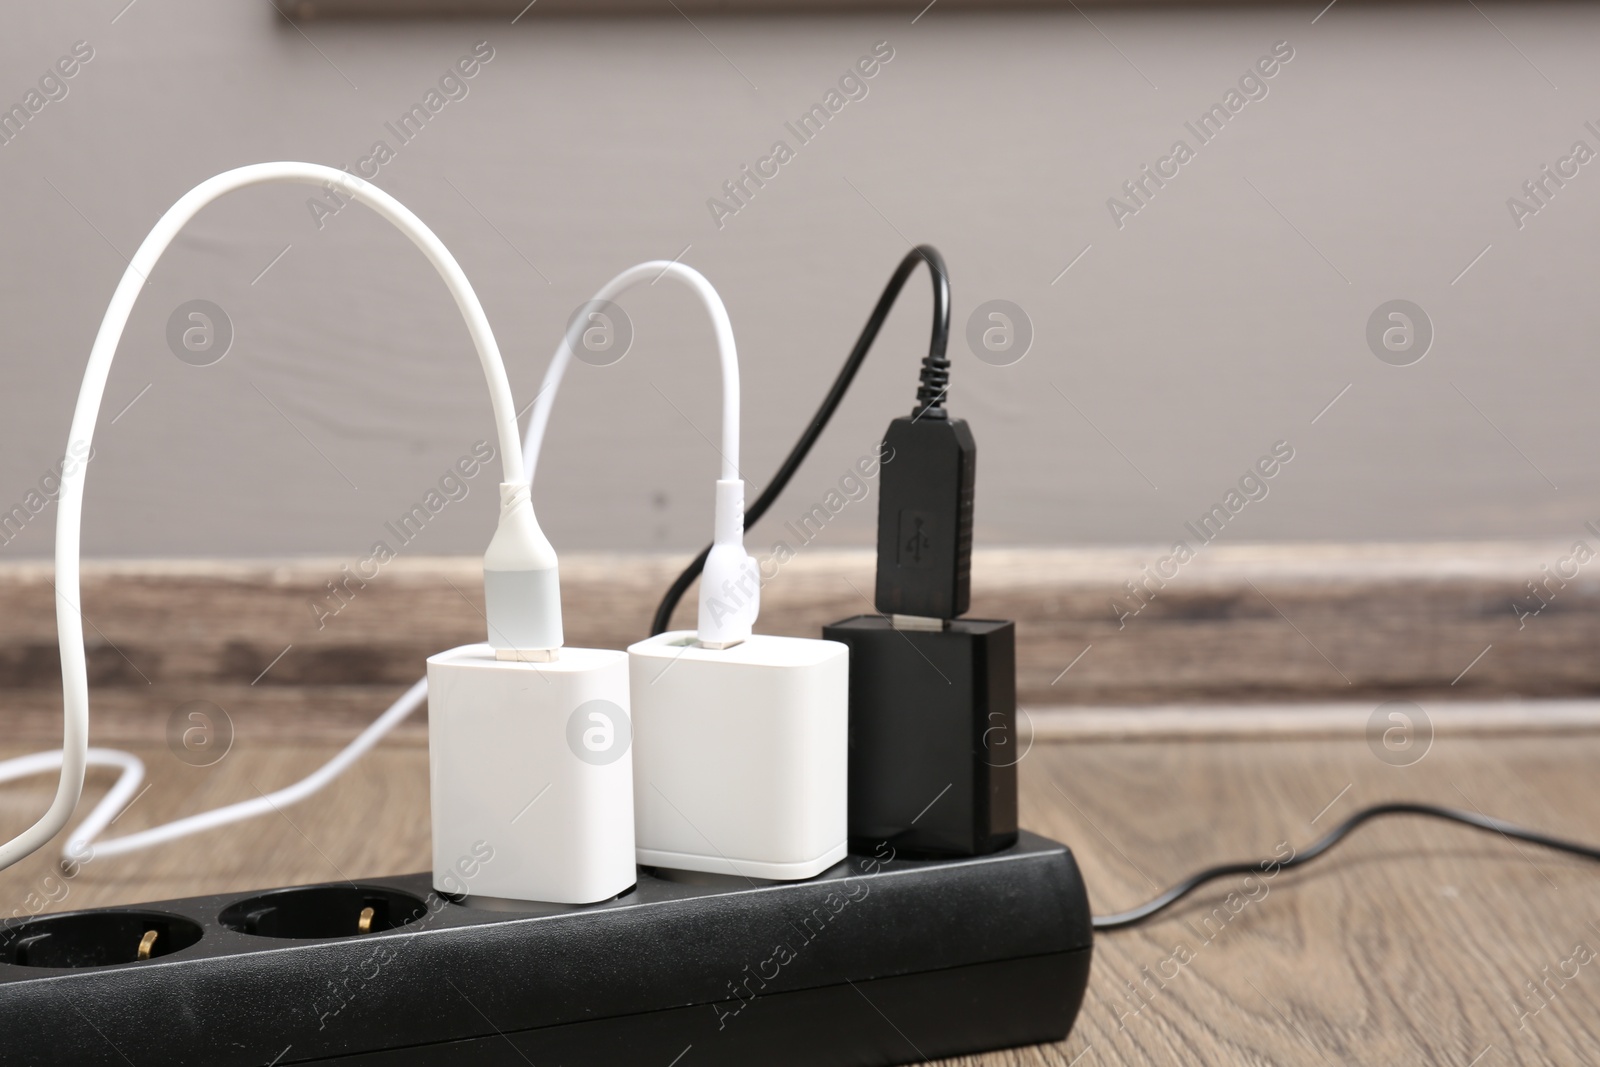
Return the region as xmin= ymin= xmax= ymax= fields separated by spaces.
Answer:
xmin=648 ymin=245 xmax=950 ymax=636
xmin=1093 ymin=801 xmax=1600 ymax=931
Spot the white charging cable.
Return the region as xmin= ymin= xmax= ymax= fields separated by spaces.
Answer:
xmin=0 ymin=749 xmax=145 ymax=870
xmin=524 ymin=260 xmax=758 ymax=647
xmin=71 ymin=680 xmax=429 ymax=861
xmin=0 ymin=162 xmax=544 ymax=875
xmin=523 ymin=262 xmax=739 ymax=482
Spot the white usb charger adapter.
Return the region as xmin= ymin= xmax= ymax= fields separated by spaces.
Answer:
xmin=525 ymin=261 xmax=850 ymax=882
xmin=427 ymin=642 xmax=633 ymax=906
xmin=627 ymin=631 xmax=848 ymax=880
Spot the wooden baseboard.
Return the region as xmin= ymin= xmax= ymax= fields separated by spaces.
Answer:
xmin=3 ymin=542 xmax=1593 ymax=741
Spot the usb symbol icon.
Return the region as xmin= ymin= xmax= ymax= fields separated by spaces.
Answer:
xmin=898 ymin=510 xmax=933 ymax=568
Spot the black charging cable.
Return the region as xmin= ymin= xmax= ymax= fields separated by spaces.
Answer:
xmin=1094 ymin=801 xmax=1600 ymax=931
xmin=649 ymin=245 xmax=950 ymax=636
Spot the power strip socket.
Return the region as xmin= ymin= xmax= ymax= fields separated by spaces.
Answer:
xmin=0 ymin=833 xmax=1091 ymax=1065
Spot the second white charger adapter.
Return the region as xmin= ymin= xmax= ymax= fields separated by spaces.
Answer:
xmin=427 ymin=643 xmax=634 ymax=905
xmin=627 ymin=632 xmax=849 ymax=880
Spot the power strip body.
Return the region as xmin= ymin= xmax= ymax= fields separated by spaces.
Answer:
xmin=0 ymin=833 xmax=1091 ymax=1065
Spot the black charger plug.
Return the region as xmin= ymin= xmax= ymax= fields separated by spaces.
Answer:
xmin=825 ymin=253 xmax=1018 ymax=858
xmin=822 ymin=614 xmax=1018 ymax=857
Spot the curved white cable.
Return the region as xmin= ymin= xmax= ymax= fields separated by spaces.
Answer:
xmin=0 ymin=749 xmax=144 ymax=869
xmin=524 ymin=260 xmax=758 ymax=647
xmin=46 ymin=683 xmax=426 ymax=866
xmin=522 ymin=260 xmax=740 ymax=483
xmin=86 ymin=679 xmax=428 ymax=860
xmin=0 ymin=161 xmax=527 ymax=874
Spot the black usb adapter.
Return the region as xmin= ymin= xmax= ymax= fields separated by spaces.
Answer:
xmin=826 ymin=409 xmax=1017 ymax=857
xmin=824 ymin=251 xmax=1018 ymax=859
xmin=824 ymin=613 xmax=1018 ymax=857
xmin=873 ymin=413 xmax=975 ymax=619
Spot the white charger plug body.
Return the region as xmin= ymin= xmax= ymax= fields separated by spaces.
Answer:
xmin=427 ymin=643 xmax=634 ymax=905
xmin=627 ymin=631 xmax=848 ymax=880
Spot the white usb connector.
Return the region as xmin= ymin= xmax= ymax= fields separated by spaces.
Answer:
xmin=483 ymin=481 xmax=563 ymax=658
xmin=697 ymin=478 xmax=760 ymax=648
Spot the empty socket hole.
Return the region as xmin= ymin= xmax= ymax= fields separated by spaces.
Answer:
xmin=0 ymin=910 xmax=202 ymax=968
xmin=219 ymin=886 xmax=427 ymax=940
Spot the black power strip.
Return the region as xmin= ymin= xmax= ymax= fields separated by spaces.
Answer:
xmin=0 ymin=833 xmax=1092 ymax=1066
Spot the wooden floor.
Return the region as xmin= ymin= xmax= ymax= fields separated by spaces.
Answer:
xmin=4 ymin=729 xmax=1600 ymax=1065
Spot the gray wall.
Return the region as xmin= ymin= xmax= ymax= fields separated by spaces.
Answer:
xmin=2 ymin=2 xmax=1598 ymax=561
